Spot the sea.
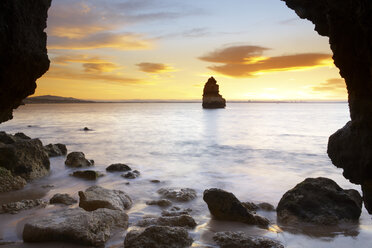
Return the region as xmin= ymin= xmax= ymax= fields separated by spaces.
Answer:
xmin=0 ymin=102 xmax=371 ymax=248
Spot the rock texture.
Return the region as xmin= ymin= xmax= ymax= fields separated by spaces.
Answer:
xmin=281 ymin=0 xmax=372 ymax=213
xmin=78 ymin=185 xmax=132 ymax=211
xmin=71 ymin=170 xmax=104 ymax=180
xmin=106 ymin=163 xmax=131 ymax=172
xmin=136 ymin=215 xmax=197 ymax=229
xmin=202 ymin=77 xmax=226 ymax=109
xmin=0 ymin=132 xmax=50 ymax=183
xmin=44 ymin=143 xmax=67 ymax=157
xmin=203 ymin=188 xmax=269 ymax=227
xmin=158 ymin=188 xmax=197 ymax=202
xmin=124 ymin=226 xmax=193 ymax=248
xmin=65 ymin=152 xmax=93 ymax=168
xmin=0 ymin=199 xmax=47 ymax=214
xmin=213 ymin=232 xmax=284 ymax=248
xmin=0 ymin=167 xmax=26 ymax=193
xmin=23 ymin=208 xmax=128 ymax=247
xmin=49 ymin=193 xmax=77 ymax=205
xmin=0 ymin=0 xmax=51 ymax=123
xmin=277 ymin=177 xmax=362 ymax=225
xmin=146 ymin=199 xmax=172 ymax=207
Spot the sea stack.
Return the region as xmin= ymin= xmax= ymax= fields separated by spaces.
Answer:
xmin=202 ymin=77 xmax=226 ymax=109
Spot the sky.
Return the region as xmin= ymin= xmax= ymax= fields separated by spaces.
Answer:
xmin=35 ymin=0 xmax=347 ymax=101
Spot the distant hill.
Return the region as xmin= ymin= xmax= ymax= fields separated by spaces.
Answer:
xmin=23 ymin=95 xmax=95 ymax=104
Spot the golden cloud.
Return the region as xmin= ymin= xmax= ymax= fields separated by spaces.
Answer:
xmin=199 ymin=45 xmax=333 ymax=77
xmin=312 ymin=78 xmax=346 ymax=92
xmin=137 ymin=62 xmax=174 ymax=73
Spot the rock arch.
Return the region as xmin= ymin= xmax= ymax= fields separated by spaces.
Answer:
xmin=1 ymin=0 xmax=372 ymax=212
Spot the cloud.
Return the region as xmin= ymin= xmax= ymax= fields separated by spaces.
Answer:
xmin=312 ymin=78 xmax=346 ymax=92
xmin=199 ymin=45 xmax=333 ymax=77
xmin=83 ymin=63 xmax=120 ymax=73
xmin=137 ymin=62 xmax=174 ymax=73
xmin=48 ymin=32 xmax=152 ymax=50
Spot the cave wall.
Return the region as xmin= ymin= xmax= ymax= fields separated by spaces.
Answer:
xmin=0 ymin=0 xmax=51 ymax=123
xmin=282 ymin=0 xmax=372 ymax=212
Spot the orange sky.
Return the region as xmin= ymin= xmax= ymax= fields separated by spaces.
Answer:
xmin=35 ymin=0 xmax=347 ymax=101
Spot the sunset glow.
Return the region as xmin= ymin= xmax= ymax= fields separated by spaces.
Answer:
xmin=36 ymin=0 xmax=347 ymax=101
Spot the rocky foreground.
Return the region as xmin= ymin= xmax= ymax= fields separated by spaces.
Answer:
xmin=0 ymin=131 xmax=367 ymax=247
xmin=202 ymin=77 xmax=226 ymax=109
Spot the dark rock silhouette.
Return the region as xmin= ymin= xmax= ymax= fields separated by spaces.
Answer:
xmin=277 ymin=177 xmax=362 ymax=225
xmin=65 ymin=152 xmax=93 ymax=168
xmin=0 ymin=0 xmax=51 ymax=123
xmin=202 ymin=77 xmax=226 ymax=109
xmin=71 ymin=170 xmax=104 ymax=180
xmin=106 ymin=163 xmax=131 ymax=172
xmin=282 ymin=0 xmax=372 ymax=213
xmin=44 ymin=143 xmax=67 ymax=157
xmin=203 ymin=188 xmax=269 ymax=227
xmin=213 ymin=232 xmax=284 ymax=248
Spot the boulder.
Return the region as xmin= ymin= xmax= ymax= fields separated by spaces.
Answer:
xmin=122 ymin=170 xmax=140 ymax=179
xmin=157 ymin=188 xmax=197 ymax=202
xmin=203 ymin=188 xmax=269 ymax=227
xmin=71 ymin=170 xmax=104 ymax=180
xmin=65 ymin=152 xmax=93 ymax=168
xmin=14 ymin=133 xmax=31 ymax=140
xmin=44 ymin=143 xmax=67 ymax=157
xmin=124 ymin=226 xmax=193 ymax=248
xmin=146 ymin=199 xmax=172 ymax=207
xmin=136 ymin=215 xmax=197 ymax=228
xmin=78 ymin=185 xmax=132 ymax=211
xmin=106 ymin=163 xmax=131 ymax=172
xmin=162 ymin=207 xmax=192 ymax=217
xmin=242 ymin=202 xmax=276 ymax=212
xmin=0 ymin=167 xmax=26 ymax=193
xmin=0 ymin=133 xmax=50 ymax=181
xmin=23 ymin=208 xmax=128 ymax=247
xmin=151 ymin=179 xmax=161 ymax=183
xmin=0 ymin=0 xmax=51 ymax=123
xmin=0 ymin=199 xmax=47 ymax=214
xmin=50 ymin=193 xmax=77 ymax=205
xmin=202 ymin=77 xmax=226 ymax=109
xmin=213 ymin=232 xmax=284 ymax=248
xmin=277 ymin=177 xmax=362 ymax=225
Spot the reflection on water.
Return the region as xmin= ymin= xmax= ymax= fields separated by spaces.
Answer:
xmin=0 ymin=103 xmax=371 ymax=248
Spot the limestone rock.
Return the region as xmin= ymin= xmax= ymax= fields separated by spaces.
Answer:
xmin=0 ymin=133 xmax=50 ymax=181
xmin=203 ymin=188 xmax=269 ymax=227
xmin=0 ymin=199 xmax=47 ymax=214
xmin=0 ymin=167 xmax=26 ymax=193
xmin=0 ymin=0 xmax=51 ymax=123
xmin=50 ymin=193 xmax=77 ymax=205
xmin=157 ymin=188 xmax=197 ymax=202
xmin=202 ymin=77 xmax=226 ymax=109
xmin=277 ymin=177 xmax=362 ymax=225
xmin=65 ymin=152 xmax=93 ymax=168
xmin=213 ymin=231 xmax=284 ymax=248
xmin=106 ymin=163 xmax=131 ymax=172
xmin=44 ymin=143 xmax=67 ymax=157
xmin=124 ymin=226 xmax=193 ymax=248
xmin=23 ymin=208 xmax=128 ymax=247
xmin=78 ymin=185 xmax=132 ymax=211
xmin=71 ymin=170 xmax=104 ymax=180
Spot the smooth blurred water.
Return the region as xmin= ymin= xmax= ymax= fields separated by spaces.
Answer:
xmin=0 ymin=103 xmax=371 ymax=248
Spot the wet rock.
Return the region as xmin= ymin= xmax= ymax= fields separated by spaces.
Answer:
xmin=106 ymin=163 xmax=131 ymax=172
xmin=0 ymin=134 xmax=50 ymax=181
xmin=14 ymin=133 xmax=31 ymax=140
xmin=122 ymin=170 xmax=140 ymax=179
xmin=151 ymin=179 xmax=161 ymax=183
xmin=83 ymin=127 xmax=92 ymax=131
xmin=203 ymin=188 xmax=269 ymax=227
xmin=157 ymin=188 xmax=197 ymax=202
xmin=44 ymin=143 xmax=67 ymax=157
xmin=161 ymin=208 xmax=192 ymax=217
xmin=213 ymin=231 xmax=284 ymax=248
xmin=0 ymin=0 xmax=51 ymax=123
xmin=78 ymin=185 xmax=132 ymax=211
xmin=202 ymin=77 xmax=226 ymax=109
xmin=242 ymin=202 xmax=259 ymax=212
xmin=136 ymin=215 xmax=197 ymax=228
xmin=23 ymin=208 xmax=128 ymax=247
xmin=146 ymin=199 xmax=172 ymax=207
xmin=277 ymin=177 xmax=362 ymax=225
xmin=282 ymin=0 xmax=372 ymax=214
xmin=124 ymin=226 xmax=193 ymax=248
xmin=0 ymin=167 xmax=26 ymax=193
xmin=0 ymin=199 xmax=47 ymax=214
xmin=71 ymin=170 xmax=104 ymax=180
xmin=50 ymin=193 xmax=77 ymax=205
xmin=65 ymin=152 xmax=93 ymax=168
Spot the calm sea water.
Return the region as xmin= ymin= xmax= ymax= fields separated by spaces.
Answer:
xmin=0 ymin=103 xmax=371 ymax=248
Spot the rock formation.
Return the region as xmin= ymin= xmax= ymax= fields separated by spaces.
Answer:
xmin=282 ymin=0 xmax=372 ymax=213
xmin=277 ymin=177 xmax=362 ymax=225
xmin=0 ymin=0 xmax=51 ymax=123
xmin=157 ymin=188 xmax=197 ymax=202
xmin=202 ymin=77 xmax=226 ymax=109
xmin=213 ymin=232 xmax=284 ymax=248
